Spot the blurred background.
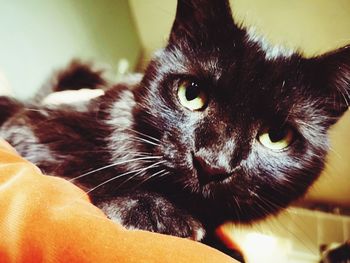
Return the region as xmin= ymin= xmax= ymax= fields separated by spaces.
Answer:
xmin=0 ymin=0 xmax=349 ymax=262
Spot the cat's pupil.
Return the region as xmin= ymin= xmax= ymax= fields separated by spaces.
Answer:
xmin=269 ymin=127 xmax=287 ymax=142
xmin=185 ymin=83 xmax=200 ymax=101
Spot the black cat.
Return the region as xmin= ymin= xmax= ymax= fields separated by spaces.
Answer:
xmin=320 ymin=241 xmax=350 ymax=263
xmin=1 ymin=0 xmax=349 ymax=258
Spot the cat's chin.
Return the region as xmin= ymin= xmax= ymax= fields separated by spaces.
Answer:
xmin=188 ymin=179 xmax=290 ymax=223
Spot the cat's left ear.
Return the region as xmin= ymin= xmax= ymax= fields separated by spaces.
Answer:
xmin=168 ymin=0 xmax=241 ymax=47
xmin=306 ymin=45 xmax=350 ymax=119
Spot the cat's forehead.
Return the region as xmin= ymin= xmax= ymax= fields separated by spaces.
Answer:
xmin=162 ymin=27 xmax=300 ymax=78
xmin=161 ymin=33 xmax=303 ymax=95
xmin=157 ymin=44 xmax=310 ymax=124
xmin=156 ymin=46 xmax=223 ymax=78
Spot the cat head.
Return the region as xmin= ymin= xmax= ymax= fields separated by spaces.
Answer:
xmin=133 ymin=0 xmax=350 ymax=222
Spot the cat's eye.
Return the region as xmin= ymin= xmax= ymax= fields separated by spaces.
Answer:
xmin=258 ymin=125 xmax=295 ymax=150
xmin=177 ymin=80 xmax=208 ymax=111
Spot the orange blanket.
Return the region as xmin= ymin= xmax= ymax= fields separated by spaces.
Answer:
xmin=0 ymin=139 xmax=236 ymax=263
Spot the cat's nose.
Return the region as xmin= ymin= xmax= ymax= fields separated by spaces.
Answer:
xmin=193 ymin=155 xmax=231 ymax=184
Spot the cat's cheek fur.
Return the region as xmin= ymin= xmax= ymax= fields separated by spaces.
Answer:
xmin=0 ymin=123 xmax=57 ymax=166
xmin=106 ymin=89 xmax=138 ymax=164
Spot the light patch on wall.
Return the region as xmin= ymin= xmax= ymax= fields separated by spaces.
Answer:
xmin=116 ymin=58 xmax=130 ymax=79
xmin=0 ymin=71 xmax=12 ymax=96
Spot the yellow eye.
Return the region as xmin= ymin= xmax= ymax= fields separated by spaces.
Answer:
xmin=177 ymin=80 xmax=208 ymax=111
xmin=258 ymin=126 xmax=294 ymax=150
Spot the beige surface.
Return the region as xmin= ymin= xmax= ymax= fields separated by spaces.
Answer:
xmin=226 ymin=207 xmax=350 ymax=262
xmin=129 ymin=0 xmax=350 ymax=206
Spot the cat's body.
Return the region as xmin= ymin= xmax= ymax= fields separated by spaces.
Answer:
xmin=1 ymin=0 xmax=350 ymax=259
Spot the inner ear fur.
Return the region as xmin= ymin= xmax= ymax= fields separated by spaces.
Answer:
xmin=305 ymin=45 xmax=350 ymax=118
xmin=168 ymin=0 xmax=242 ymax=48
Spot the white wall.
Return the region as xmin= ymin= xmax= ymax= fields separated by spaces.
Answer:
xmin=0 ymin=0 xmax=141 ymax=99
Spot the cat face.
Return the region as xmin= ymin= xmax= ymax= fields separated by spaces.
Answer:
xmin=134 ymin=0 xmax=350 ymax=222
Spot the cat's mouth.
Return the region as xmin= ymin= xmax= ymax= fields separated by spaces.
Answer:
xmin=192 ymin=154 xmax=232 ymax=186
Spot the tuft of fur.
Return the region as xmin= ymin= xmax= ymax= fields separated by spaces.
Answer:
xmin=34 ymin=60 xmax=107 ymax=103
xmin=0 ymin=96 xmax=22 ymax=126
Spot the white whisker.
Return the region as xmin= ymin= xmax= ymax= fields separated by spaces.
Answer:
xmin=133 ymin=169 xmax=168 ymax=188
xmin=129 ymin=135 xmax=160 ymax=146
xmin=125 ymin=128 xmax=161 ymax=142
xmin=88 ymin=160 xmax=166 ymax=194
xmin=86 ymin=168 xmax=144 ymax=194
xmin=116 ymin=160 xmax=166 ymax=189
xmin=69 ymin=156 xmax=162 ymax=182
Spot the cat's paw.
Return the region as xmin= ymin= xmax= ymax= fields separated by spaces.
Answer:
xmin=97 ymin=192 xmax=205 ymax=241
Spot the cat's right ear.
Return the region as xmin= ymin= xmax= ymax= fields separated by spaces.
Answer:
xmin=168 ymin=0 xmax=241 ymax=48
xmin=305 ymin=45 xmax=350 ymax=120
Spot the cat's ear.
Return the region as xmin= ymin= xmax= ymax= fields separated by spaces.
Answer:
xmin=306 ymin=45 xmax=350 ymax=119
xmin=168 ymin=0 xmax=240 ymax=47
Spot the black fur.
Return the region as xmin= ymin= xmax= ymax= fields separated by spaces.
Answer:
xmin=320 ymin=241 xmax=350 ymax=263
xmin=0 ymin=97 xmax=22 ymax=126
xmin=34 ymin=60 xmax=107 ymax=103
xmin=1 ymin=0 xmax=349 ymax=258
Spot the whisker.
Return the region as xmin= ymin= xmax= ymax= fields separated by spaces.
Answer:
xmin=113 ymin=135 xmax=160 ymax=147
xmin=132 ymin=169 xmax=168 ymax=189
xmin=88 ymin=160 xmax=166 ymax=194
xmin=147 ymin=170 xmax=169 ymax=181
xmin=24 ymin=108 xmax=47 ymax=113
xmin=58 ymin=149 xmax=154 ymax=155
xmin=258 ymin=197 xmax=316 ymax=254
xmin=125 ymin=127 xmax=161 ymax=142
xmin=339 ymin=87 xmax=350 ymax=107
xmin=259 ymin=196 xmax=312 ymax=255
xmin=328 ymin=146 xmax=342 ymax=160
xmin=69 ymin=156 xmax=162 ymax=182
xmin=232 ymin=195 xmax=242 ymax=222
xmin=157 ymin=171 xmax=170 ymax=178
xmin=85 ymin=168 xmax=144 ymax=194
xmin=128 ymin=135 xmax=160 ymax=147
xmin=116 ymin=160 xmax=166 ymax=189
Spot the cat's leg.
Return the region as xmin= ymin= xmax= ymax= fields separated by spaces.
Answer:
xmin=95 ymin=191 xmax=205 ymax=241
xmin=97 ymin=192 xmax=246 ymax=262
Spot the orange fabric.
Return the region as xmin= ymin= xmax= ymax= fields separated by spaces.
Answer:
xmin=216 ymin=226 xmax=242 ymax=252
xmin=0 ymin=139 xmax=236 ymax=263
